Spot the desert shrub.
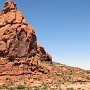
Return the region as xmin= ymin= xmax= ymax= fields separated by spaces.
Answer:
xmin=8 ymin=87 xmax=15 ymax=90
xmin=41 ymin=84 xmax=48 ymax=90
xmin=33 ymin=86 xmax=39 ymax=90
xmin=66 ymin=87 xmax=75 ymax=90
xmin=86 ymin=70 xmax=90 ymax=74
xmin=86 ymin=76 xmax=90 ymax=80
xmin=0 ymin=85 xmax=3 ymax=89
xmin=2 ymin=84 xmax=9 ymax=89
xmin=17 ymin=85 xmax=26 ymax=89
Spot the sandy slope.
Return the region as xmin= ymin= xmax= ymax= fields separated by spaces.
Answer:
xmin=61 ymin=82 xmax=90 ymax=90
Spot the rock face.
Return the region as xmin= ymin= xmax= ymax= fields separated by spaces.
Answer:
xmin=0 ymin=1 xmax=52 ymax=61
xmin=0 ymin=1 xmax=52 ymax=76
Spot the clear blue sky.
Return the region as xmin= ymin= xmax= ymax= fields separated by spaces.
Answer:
xmin=0 ymin=0 xmax=90 ymax=70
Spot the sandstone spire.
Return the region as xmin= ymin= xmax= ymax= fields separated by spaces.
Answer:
xmin=0 ymin=1 xmax=52 ymax=61
xmin=2 ymin=0 xmax=17 ymax=14
xmin=0 ymin=1 xmax=52 ymax=76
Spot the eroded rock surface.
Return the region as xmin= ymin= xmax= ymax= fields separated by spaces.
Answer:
xmin=0 ymin=1 xmax=52 ymax=76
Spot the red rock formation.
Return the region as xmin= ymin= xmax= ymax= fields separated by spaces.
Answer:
xmin=0 ymin=1 xmax=52 ymax=76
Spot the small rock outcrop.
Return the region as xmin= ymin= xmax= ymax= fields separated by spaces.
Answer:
xmin=0 ymin=1 xmax=52 ymax=76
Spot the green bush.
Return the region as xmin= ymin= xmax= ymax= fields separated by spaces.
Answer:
xmin=66 ymin=87 xmax=75 ymax=90
xmin=17 ymin=85 xmax=26 ymax=89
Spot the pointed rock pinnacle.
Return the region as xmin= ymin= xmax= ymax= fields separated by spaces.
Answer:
xmin=2 ymin=0 xmax=17 ymax=14
xmin=0 ymin=1 xmax=52 ymax=63
xmin=0 ymin=0 xmax=52 ymax=77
